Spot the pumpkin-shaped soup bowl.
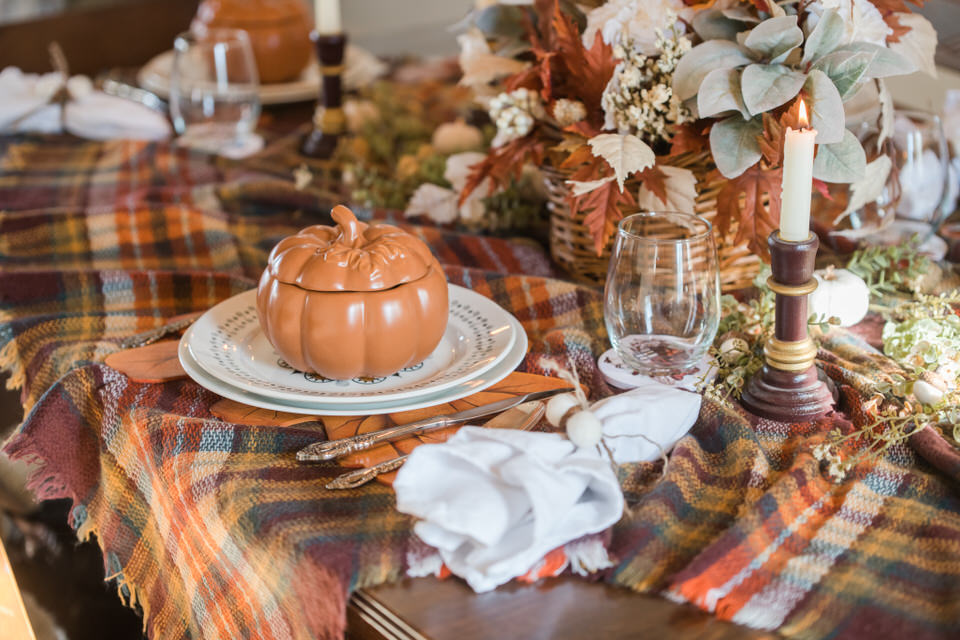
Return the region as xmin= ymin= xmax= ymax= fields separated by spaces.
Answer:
xmin=257 ymin=206 xmax=449 ymax=379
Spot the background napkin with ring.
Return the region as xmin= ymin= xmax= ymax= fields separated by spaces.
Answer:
xmin=0 ymin=67 xmax=171 ymax=140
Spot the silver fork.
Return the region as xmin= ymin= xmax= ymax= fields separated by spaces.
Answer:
xmin=324 ymin=401 xmax=547 ymax=490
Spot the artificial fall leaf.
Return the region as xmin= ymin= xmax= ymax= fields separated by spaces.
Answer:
xmin=588 ymin=133 xmax=656 ymax=191
xmin=405 ymin=183 xmax=459 ymax=224
xmin=457 ymin=28 xmax=529 ymax=87
xmin=571 ymin=177 xmax=638 ymax=255
xmin=668 ymin=123 xmax=711 ymax=157
xmin=813 ymin=178 xmax=833 ymax=201
xmin=459 ymin=137 xmax=545 ymax=204
xmin=635 ymin=165 xmax=669 ymax=206
xmin=715 ymin=166 xmax=782 ymax=261
xmin=883 ymin=13 xmax=912 ymax=43
xmin=567 ymin=175 xmax=616 ymax=196
xmin=758 ymin=112 xmax=784 ymax=167
xmin=209 ymin=399 xmax=317 ymax=427
xmin=867 ymin=0 xmax=925 ymax=15
xmin=550 ymin=6 xmax=617 ymax=127
xmin=104 ymin=340 xmax=186 ymax=383
xmin=637 ymin=165 xmax=697 ymax=214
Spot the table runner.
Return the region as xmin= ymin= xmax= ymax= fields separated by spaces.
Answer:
xmin=1 ymin=133 xmax=959 ymax=639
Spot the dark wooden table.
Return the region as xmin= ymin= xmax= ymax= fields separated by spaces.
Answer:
xmin=348 ymin=578 xmax=775 ymax=640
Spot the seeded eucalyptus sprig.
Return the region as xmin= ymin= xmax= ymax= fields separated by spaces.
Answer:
xmin=845 ymin=237 xmax=931 ymax=297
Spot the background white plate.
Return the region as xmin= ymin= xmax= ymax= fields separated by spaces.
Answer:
xmin=186 ymin=286 xmax=517 ymax=403
xmin=179 ymin=315 xmax=527 ymax=416
xmin=137 ymin=45 xmax=386 ymax=105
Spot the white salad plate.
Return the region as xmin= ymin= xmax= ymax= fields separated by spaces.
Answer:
xmin=178 ymin=312 xmax=528 ymax=417
xmin=138 ymin=45 xmax=385 ymax=105
xmin=184 ymin=286 xmax=517 ymax=404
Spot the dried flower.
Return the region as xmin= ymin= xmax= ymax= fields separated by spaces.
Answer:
xmin=553 ymin=99 xmax=587 ymax=127
xmin=601 ymin=20 xmax=691 ymax=141
xmin=488 ymin=88 xmax=544 ymax=147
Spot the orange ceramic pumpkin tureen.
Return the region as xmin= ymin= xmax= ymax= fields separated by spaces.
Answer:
xmin=257 ymin=206 xmax=449 ymax=380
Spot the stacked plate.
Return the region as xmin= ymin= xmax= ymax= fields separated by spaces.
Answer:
xmin=178 ymin=285 xmax=528 ymax=416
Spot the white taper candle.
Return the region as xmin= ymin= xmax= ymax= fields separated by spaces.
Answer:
xmin=779 ymin=100 xmax=816 ymax=242
xmin=315 ymin=0 xmax=342 ymax=35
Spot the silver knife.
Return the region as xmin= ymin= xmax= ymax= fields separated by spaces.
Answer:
xmin=296 ymin=387 xmax=572 ymax=462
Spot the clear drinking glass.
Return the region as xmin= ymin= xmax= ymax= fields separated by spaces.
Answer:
xmin=872 ymin=110 xmax=953 ymax=246
xmin=169 ymin=29 xmax=260 ymax=154
xmin=604 ymin=211 xmax=720 ymax=376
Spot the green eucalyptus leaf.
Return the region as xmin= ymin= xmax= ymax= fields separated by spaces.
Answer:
xmin=693 ymin=8 xmax=745 ymax=41
xmin=697 ymin=67 xmax=750 ymax=119
xmin=741 ymin=64 xmax=806 ymax=115
xmin=674 ymin=40 xmax=753 ymax=102
xmin=710 ymin=116 xmax=763 ymax=179
xmin=722 ymin=7 xmax=761 ymax=23
xmin=832 ymin=43 xmax=916 ymax=78
xmin=812 ymin=50 xmax=875 ymax=100
xmin=744 ymin=15 xmax=803 ymax=63
xmin=802 ymin=8 xmax=845 ymax=65
xmin=812 ymin=129 xmax=867 ymax=183
xmin=804 ymin=70 xmax=845 ymax=144
xmin=474 ymin=4 xmax=527 ymax=39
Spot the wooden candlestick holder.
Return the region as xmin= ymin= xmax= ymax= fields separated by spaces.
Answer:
xmin=300 ymin=32 xmax=346 ymax=159
xmin=740 ymin=231 xmax=834 ymax=422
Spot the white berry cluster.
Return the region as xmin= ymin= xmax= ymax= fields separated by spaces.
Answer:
xmin=552 ymin=98 xmax=587 ymax=127
xmin=488 ymin=88 xmax=545 ymax=147
xmin=601 ymin=19 xmax=691 ymax=142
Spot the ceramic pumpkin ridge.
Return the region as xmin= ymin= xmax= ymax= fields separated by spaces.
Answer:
xmin=256 ymin=206 xmax=449 ymax=380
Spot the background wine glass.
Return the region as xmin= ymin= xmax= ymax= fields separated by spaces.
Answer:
xmin=169 ymin=28 xmax=260 ymax=155
xmin=603 ymin=211 xmax=720 ymax=377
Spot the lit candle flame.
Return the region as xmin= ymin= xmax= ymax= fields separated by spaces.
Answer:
xmin=798 ymin=99 xmax=809 ymax=129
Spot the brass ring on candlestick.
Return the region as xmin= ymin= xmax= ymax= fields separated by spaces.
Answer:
xmin=766 ymin=276 xmax=818 ymax=297
xmin=320 ymin=64 xmax=346 ymax=75
xmin=764 ymin=336 xmax=818 ymax=372
xmin=313 ymin=106 xmax=346 ymax=133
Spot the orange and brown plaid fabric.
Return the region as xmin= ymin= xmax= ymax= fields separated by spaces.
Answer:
xmin=2 ymin=133 xmax=960 ymax=640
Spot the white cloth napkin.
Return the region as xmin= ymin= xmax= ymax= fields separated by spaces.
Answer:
xmin=0 ymin=67 xmax=170 ymax=140
xmin=591 ymin=383 xmax=702 ymax=465
xmin=394 ymin=427 xmax=622 ymax=593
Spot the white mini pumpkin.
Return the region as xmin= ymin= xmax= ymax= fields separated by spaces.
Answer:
xmin=808 ymin=268 xmax=870 ymax=327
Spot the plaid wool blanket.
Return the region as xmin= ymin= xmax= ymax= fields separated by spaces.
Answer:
xmin=2 ymin=133 xmax=959 ymax=640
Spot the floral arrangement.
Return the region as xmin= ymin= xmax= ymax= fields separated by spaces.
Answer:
xmin=432 ymin=0 xmax=936 ymax=259
xmin=332 ymin=80 xmax=545 ymax=231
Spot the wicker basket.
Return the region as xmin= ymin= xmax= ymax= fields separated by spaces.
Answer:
xmin=545 ymin=151 xmax=762 ymax=292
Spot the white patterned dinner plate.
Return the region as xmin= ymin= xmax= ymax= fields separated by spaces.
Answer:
xmin=178 ymin=314 xmax=528 ymax=416
xmin=183 ymin=285 xmax=517 ymax=404
xmin=138 ymin=45 xmax=385 ymax=105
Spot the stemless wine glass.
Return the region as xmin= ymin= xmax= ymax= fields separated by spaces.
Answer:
xmin=604 ymin=211 xmax=720 ymax=376
xmin=169 ymin=29 xmax=261 ymax=154
xmin=885 ymin=110 xmax=951 ymax=242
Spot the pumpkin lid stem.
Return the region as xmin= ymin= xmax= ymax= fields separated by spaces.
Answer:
xmin=332 ymin=205 xmax=362 ymax=247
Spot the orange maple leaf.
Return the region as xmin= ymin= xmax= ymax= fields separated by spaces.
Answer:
xmin=637 ymin=165 xmax=669 ymax=205
xmin=550 ymin=5 xmax=617 ymax=129
xmin=715 ymin=166 xmax=782 ymax=261
xmin=668 ymin=123 xmax=710 ymax=157
xmin=570 ymin=179 xmax=637 ymax=255
xmin=459 ymin=137 xmax=546 ymax=204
